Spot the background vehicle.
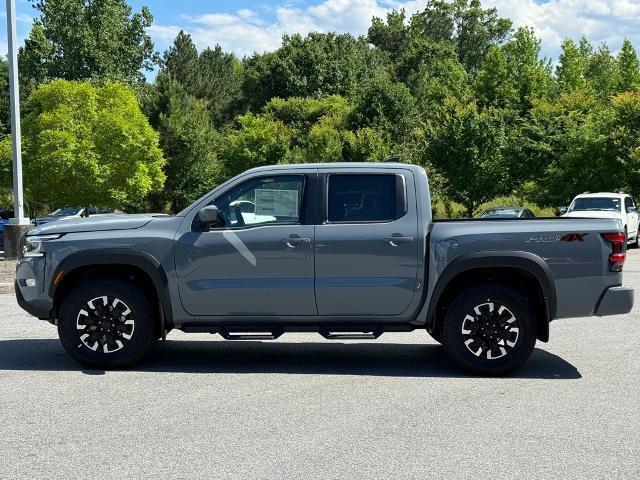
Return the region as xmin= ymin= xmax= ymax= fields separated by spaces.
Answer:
xmin=34 ymin=206 xmax=120 ymax=226
xmin=0 ymin=209 xmax=12 ymax=252
xmin=0 ymin=217 xmax=7 ymax=252
xmin=562 ymin=192 xmax=639 ymax=246
xmin=479 ymin=207 xmax=535 ymax=219
xmin=15 ymin=163 xmax=634 ymax=375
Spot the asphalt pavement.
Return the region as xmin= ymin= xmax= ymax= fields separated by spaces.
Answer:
xmin=1 ymin=253 xmax=639 ymax=479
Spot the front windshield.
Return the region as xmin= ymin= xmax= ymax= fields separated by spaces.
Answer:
xmin=50 ymin=207 xmax=82 ymax=217
xmin=569 ymin=197 xmax=621 ymax=212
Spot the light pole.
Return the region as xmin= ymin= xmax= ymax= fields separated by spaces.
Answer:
xmin=3 ymin=0 xmax=31 ymax=260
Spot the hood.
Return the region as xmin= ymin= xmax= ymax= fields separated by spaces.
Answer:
xmin=28 ymin=214 xmax=160 ymax=235
xmin=563 ymin=210 xmax=624 ymax=220
xmin=35 ymin=215 xmax=67 ymax=225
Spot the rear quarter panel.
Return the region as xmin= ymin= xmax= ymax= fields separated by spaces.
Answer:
xmin=428 ymin=218 xmax=624 ymax=319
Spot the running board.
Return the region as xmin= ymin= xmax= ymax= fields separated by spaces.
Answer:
xmin=319 ymin=326 xmax=383 ymax=340
xmin=218 ymin=327 xmax=284 ymax=340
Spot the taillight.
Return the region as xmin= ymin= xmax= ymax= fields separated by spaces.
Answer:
xmin=601 ymin=232 xmax=626 ymax=272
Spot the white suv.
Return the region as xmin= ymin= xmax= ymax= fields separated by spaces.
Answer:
xmin=563 ymin=192 xmax=639 ymax=245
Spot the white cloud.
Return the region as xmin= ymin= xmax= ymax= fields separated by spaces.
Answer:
xmin=149 ymin=0 xmax=640 ymax=63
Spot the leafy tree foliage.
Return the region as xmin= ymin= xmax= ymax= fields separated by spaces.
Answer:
xmin=218 ymin=114 xmax=291 ymax=177
xmin=242 ymin=33 xmax=384 ymax=110
xmin=17 ymin=80 xmax=165 ymax=210
xmin=161 ymin=32 xmax=242 ymax=126
xmin=423 ymin=101 xmax=510 ymax=216
xmin=19 ymin=0 xmax=157 ymax=88
xmin=156 ymin=79 xmax=221 ymax=212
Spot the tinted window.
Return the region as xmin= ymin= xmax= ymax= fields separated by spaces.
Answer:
xmin=569 ymin=197 xmax=621 ymax=212
xmin=328 ymin=174 xmax=398 ymax=222
xmin=215 ymin=175 xmax=304 ymax=227
xmin=624 ymin=197 xmax=634 ymax=209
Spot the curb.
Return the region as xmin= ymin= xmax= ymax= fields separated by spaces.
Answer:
xmin=0 ymin=283 xmax=13 ymax=294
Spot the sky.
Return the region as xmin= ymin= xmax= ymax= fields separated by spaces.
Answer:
xmin=2 ymin=0 xmax=640 ymax=80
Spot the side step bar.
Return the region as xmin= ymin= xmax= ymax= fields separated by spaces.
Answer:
xmin=319 ymin=326 xmax=383 ymax=340
xmin=219 ymin=326 xmax=284 ymax=340
xmin=180 ymin=324 xmax=413 ymax=340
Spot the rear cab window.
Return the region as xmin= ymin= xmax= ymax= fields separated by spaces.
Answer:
xmin=326 ymin=173 xmax=407 ymax=223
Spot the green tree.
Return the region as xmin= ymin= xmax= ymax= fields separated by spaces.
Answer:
xmin=349 ymin=77 xmax=417 ymax=145
xmin=242 ymin=32 xmax=384 ymax=110
xmin=585 ymin=44 xmax=618 ymax=101
xmin=19 ymin=0 xmax=157 ymax=86
xmin=609 ymin=91 xmax=640 ymax=195
xmin=0 ymin=59 xmax=10 ymax=135
xmin=423 ymin=100 xmax=510 ymax=216
xmin=219 ymin=114 xmax=291 ymax=177
xmin=157 ymin=80 xmax=221 ymax=212
xmin=616 ymin=39 xmax=640 ymax=93
xmin=409 ymin=0 xmax=512 ymax=72
xmin=264 ymin=95 xmax=351 ymax=150
xmin=195 ymin=46 xmax=244 ymax=126
xmin=522 ymin=92 xmax=616 ymax=206
xmin=344 ymin=128 xmax=391 ymax=162
xmin=20 ymin=80 xmax=165 ymax=210
xmin=476 ymin=28 xmax=551 ymax=111
xmin=161 ymin=32 xmax=243 ymax=126
xmin=555 ymin=38 xmax=590 ymax=93
xmin=162 ymin=30 xmax=199 ymax=89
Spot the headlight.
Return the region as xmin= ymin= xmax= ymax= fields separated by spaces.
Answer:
xmin=23 ymin=234 xmax=62 ymax=257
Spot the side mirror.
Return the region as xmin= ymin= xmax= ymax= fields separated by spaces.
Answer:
xmin=559 ymin=206 xmax=567 ymax=215
xmin=627 ymin=206 xmax=637 ymax=213
xmin=198 ymin=205 xmax=221 ymax=228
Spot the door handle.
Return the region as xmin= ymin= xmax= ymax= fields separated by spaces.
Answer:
xmin=282 ymin=235 xmax=311 ymax=248
xmin=384 ymin=234 xmax=414 ymax=246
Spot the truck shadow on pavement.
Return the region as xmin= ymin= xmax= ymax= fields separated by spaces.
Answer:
xmin=0 ymin=338 xmax=581 ymax=379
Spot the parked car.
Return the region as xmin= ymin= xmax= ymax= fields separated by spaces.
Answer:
xmin=0 ymin=217 xmax=7 ymax=251
xmin=479 ymin=207 xmax=535 ymax=219
xmin=15 ymin=163 xmax=634 ymax=375
xmin=0 ymin=208 xmax=12 ymax=251
xmin=562 ymin=192 xmax=639 ymax=246
xmin=34 ymin=206 xmax=119 ymax=226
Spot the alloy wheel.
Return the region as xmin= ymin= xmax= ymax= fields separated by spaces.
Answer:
xmin=76 ymin=296 xmax=135 ymax=353
xmin=461 ymin=302 xmax=520 ymax=360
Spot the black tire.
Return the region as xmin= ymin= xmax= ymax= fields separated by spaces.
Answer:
xmin=57 ymin=277 xmax=155 ymax=369
xmin=427 ymin=330 xmax=443 ymax=344
xmin=441 ymin=285 xmax=537 ymax=376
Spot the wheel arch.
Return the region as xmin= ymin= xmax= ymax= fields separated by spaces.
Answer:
xmin=427 ymin=252 xmax=556 ymax=342
xmin=50 ymin=249 xmax=173 ymax=334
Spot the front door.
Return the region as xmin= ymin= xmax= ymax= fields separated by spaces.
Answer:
xmin=175 ymin=173 xmax=317 ymax=317
xmin=625 ymin=196 xmax=639 ymax=239
xmin=314 ymin=169 xmax=420 ymax=316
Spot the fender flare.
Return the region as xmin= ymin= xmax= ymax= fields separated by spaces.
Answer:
xmin=49 ymin=249 xmax=173 ymax=329
xmin=427 ymin=251 xmax=556 ymax=340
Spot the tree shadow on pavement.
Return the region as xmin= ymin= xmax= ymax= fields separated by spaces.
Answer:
xmin=0 ymin=338 xmax=581 ymax=379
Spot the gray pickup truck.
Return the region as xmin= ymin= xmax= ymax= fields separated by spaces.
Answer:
xmin=15 ymin=163 xmax=634 ymax=374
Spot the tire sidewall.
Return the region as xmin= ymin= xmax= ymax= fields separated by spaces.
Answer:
xmin=58 ymin=278 xmax=154 ymax=369
xmin=442 ymin=285 xmax=537 ymax=375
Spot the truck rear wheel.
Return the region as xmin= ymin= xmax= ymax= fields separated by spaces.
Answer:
xmin=57 ymin=277 xmax=155 ymax=369
xmin=441 ymin=285 xmax=537 ymax=375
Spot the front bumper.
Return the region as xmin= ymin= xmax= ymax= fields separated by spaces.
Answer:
xmin=15 ymin=256 xmax=53 ymax=320
xmin=15 ymin=280 xmax=53 ymax=319
xmin=595 ymin=286 xmax=634 ymax=316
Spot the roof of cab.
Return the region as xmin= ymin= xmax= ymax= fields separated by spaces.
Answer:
xmin=574 ymin=192 xmax=629 ymax=198
xmin=244 ymin=162 xmax=426 ymax=174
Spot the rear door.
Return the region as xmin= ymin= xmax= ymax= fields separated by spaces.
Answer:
xmin=314 ymin=168 xmax=419 ymax=316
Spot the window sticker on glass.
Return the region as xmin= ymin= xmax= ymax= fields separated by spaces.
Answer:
xmin=254 ymin=189 xmax=299 ymax=218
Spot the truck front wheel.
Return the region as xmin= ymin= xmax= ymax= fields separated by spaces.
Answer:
xmin=441 ymin=285 xmax=537 ymax=375
xmin=57 ymin=277 xmax=155 ymax=369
